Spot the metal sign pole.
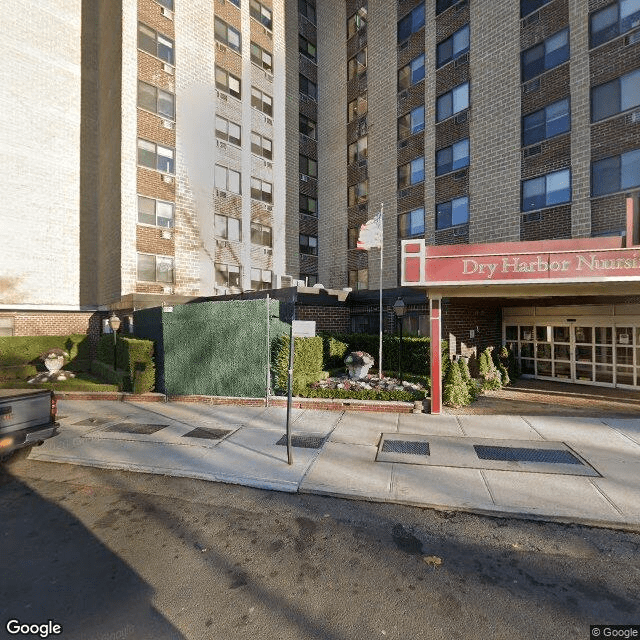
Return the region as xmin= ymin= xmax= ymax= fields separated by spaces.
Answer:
xmin=285 ymin=316 xmax=294 ymax=465
xmin=265 ymin=295 xmax=270 ymax=407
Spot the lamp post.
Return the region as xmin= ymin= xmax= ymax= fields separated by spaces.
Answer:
xmin=393 ymin=297 xmax=406 ymax=384
xmin=108 ymin=313 xmax=121 ymax=371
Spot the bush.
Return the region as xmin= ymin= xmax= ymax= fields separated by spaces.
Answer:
xmin=95 ymin=335 xmax=155 ymax=392
xmin=301 ymin=386 xmax=424 ymax=402
xmin=479 ymin=347 xmax=502 ymax=390
xmin=90 ymin=361 xmax=131 ymax=389
xmin=443 ymin=359 xmax=471 ymax=407
xmin=0 ymin=335 xmax=91 ymax=369
xmin=272 ymin=335 xmax=325 ymax=394
xmin=0 ymin=365 xmax=38 ymax=381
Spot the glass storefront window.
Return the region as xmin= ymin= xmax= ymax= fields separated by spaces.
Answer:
xmin=554 ymin=344 xmax=571 ymax=360
xmin=596 ymin=327 xmax=612 ymax=344
xmin=616 ymin=327 xmax=632 ymax=345
xmin=520 ymin=343 xmax=534 ymax=358
xmin=553 ymin=326 xmax=570 ymax=342
xmin=537 ymin=361 xmax=552 ymax=376
xmin=536 ymin=343 xmax=551 ymax=359
xmin=575 ymin=345 xmax=592 ymax=362
xmin=595 ymin=346 xmax=613 ymax=363
xmin=521 ymin=359 xmax=535 ymax=374
xmin=617 ymin=367 xmax=634 ymax=386
xmin=536 ymin=326 xmax=550 ymax=342
xmin=555 ymin=362 xmax=571 ymax=378
xmin=617 ymin=347 xmax=634 ymax=365
xmin=520 ymin=326 xmax=533 ymax=341
xmin=595 ymin=366 xmax=613 ymax=383
xmin=575 ymin=363 xmax=593 ymax=381
xmin=574 ymin=327 xmax=592 ymax=344
xmin=505 ymin=326 xmax=518 ymax=340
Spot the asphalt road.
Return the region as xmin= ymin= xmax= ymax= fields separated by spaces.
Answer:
xmin=1 ymin=451 xmax=639 ymax=640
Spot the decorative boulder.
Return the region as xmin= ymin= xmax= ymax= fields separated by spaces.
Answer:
xmin=344 ymin=351 xmax=374 ymax=380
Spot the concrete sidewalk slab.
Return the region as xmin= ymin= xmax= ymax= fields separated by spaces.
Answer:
xmin=456 ymin=415 xmax=543 ymax=439
xmin=329 ymin=411 xmax=397 ymax=445
xmin=396 ymin=413 xmax=462 ymax=436
xmin=600 ymin=418 xmax=640 ymax=447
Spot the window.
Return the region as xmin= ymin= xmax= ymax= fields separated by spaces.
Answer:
xmin=348 ymin=93 xmax=368 ymax=122
xmin=137 ymin=254 xmax=174 ymax=283
xmin=348 ymin=227 xmax=359 ymax=248
xmin=436 ymin=196 xmax=469 ymax=229
xmin=250 ymin=177 xmax=273 ymax=203
xmin=522 ymin=168 xmax=571 ymax=211
xmin=251 ymin=132 xmax=272 ymax=158
xmin=300 ymin=195 xmax=318 ymax=216
xmin=228 ymin=0 xmax=240 ymax=6
xmin=216 ymin=115 xmax=241 ymax=146
xmin=138 ymin=23 xmax=174 ymax=65
xmin=592 ymin=148 xmax=640 ymax=196
xmin=214 ymin=17 xmax=241 ymax=52
xmin=299 ymin=35 xmax=317 ymax=61
xmin=398 ymin=3 xmax=425 ymax=41
xmin=398 ymin=54 xmax=425 ymax=91
xmin=398 ymin=105 xmax=425 ymax=139
xmin=250 ymin=42 xmax=273 ymax=72
xmin=0 ymin=316 xmax=14 ymax=337
xmin=138 ymin=81 xmax=175 ymax=119
xmin=436 ymin=138 xmax=470 ymax=175
xmin=300 ymin=273 xmax=318 ymax=286
xmin=215 ymin=66 xmax=241 ymax=99
xmin=251 ymin=87 xmax=273 ymax=116
xmin=436 ymin=0 xmax=464 ymax=14
xmin=251 ymin=222 xmax=272 ymax=246
xmin=348 ymin=269 xmax=368 ymax=290
xmin=522 ymin=98 xmax=570 ymax=146
xmin=398 ymin=208 xmax=425 ymax=238
xmin=215 ymin=214 xmax=241 ymax=242
xmin=138 ymin=195 xmax=174 ymax=227
xmin=300 ymin=234 xmax=318 ymax=255
xmin=250 ymin=0 xmax=273 ymax=29
xmin=215 ymin=164 xmax=241 ymax=194
xmin=590 ymin=0 xmax=640 ymax=48
xmin=348 ymin=180 xmax=369 ymax=206
xmin=300 ymin=74 xmax=317 ymax=100
xmin=436 ymin=82 xmax=469 ymax=121
xmin=347 ymin=5 xmax=368 ymax=38
xmin=437 ymin=24 xmax=469 ymax=67
xmin=299 ymin=0 xmax=316 ymax=24
xmin=138 ymin=139 xmax=175 ymax=174
xmin=300 ymin=154 xmax=317 ymax=178
xmin=215 ymin=263 xmax=241 ymax=289
xmin=157 ymin=0 xmax=174 ymax=9
xmin=251 ymin=268 xmax=272 ymax=290
xmin=591 ymin=69 xmax=640 ymax=122
xmin=348 ymin=48 xmax=367 ymax=80
xmin=521 ymin=29 xmax=570 ymax=82
xmin=348 ymin=136 xmax=368 ymax=163
xmin=299 ymin=114 xmax=317 ymax=139
xmin=521 ymin=0 xmax=552 ymax=17
xmin=398 ymin=157 xmax=425 ymax=188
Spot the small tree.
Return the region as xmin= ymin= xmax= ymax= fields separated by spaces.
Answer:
xmin=443 ymin=358 xmax=471 ymax=407
xmin=479 ymin=347 xmax=502 ymax=390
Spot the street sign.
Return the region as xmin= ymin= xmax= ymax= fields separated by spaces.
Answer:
xmin=292 ymin=320 xmax=315 ymax=337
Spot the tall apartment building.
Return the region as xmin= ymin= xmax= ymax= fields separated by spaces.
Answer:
xmin=2 ymin=0 xmax=640 ymax=392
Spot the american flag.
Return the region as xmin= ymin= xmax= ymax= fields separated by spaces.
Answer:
xmin=356 ymin=209 xmax=383 ymax=250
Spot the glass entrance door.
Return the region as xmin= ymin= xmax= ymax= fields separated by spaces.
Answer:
xmin=504 ymin=322 xmax=639 ymax=388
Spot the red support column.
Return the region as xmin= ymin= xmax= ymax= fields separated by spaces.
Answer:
xmin=626 ymin=196 xmax=638 ymax=247
xmin=430 ymin=296 xmax=442 ymax=415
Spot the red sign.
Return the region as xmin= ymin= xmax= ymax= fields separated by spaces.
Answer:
xmin=401 ymin=237 xmax=640 ymax=287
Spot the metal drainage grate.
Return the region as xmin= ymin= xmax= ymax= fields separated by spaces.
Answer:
xmin=474 ymin=445 xmax=583 ymax=465
xmin=73 ymin=417 xmax=113 ymax=426
xmin=182 ymin=427 xmax=231 ymax=440
xmin=104 ymin=422 xmax=168 ymax=435
xmin=276 ymin=435 xmax=325 ymax=449
xmin=381 ymin=440 xmax=430 ymax=456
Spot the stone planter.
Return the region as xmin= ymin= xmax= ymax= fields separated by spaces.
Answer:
xmin=344 ymin=351 xmax=375 ymax=380
xmin=346 ymin=363 xmax=372 ymax=380
xmin=44 ymin=356 xmax=64 ymax=373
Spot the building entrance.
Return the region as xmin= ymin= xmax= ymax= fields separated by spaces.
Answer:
xmin=504 ymin=319 xmax=640 ymax=389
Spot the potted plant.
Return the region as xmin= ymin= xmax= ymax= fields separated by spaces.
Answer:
xmin=344 ymin=351 xmax=374 ymax=379
xmin=40 ymin=348 xmax=69 ymax=373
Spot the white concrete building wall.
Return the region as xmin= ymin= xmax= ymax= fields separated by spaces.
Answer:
xmin=0 ymin=1 xmax=82 ymax=308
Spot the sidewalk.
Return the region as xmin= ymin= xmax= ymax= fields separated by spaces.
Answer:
xmin=27 ymin=399 xmax=640 ymax=530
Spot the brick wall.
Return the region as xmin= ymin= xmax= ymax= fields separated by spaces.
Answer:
xmin=295 ymin=304 xmax=350 ymax=333
xmin=442 ymin=299 xmax=502 ymax=360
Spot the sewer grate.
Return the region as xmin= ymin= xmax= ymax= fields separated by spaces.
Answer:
xmin=73 ymin=417 xmax=113 ymax=426
xmin=276 ymin=435 xmax=325 ymax=449
xmin=381 ymin=439 xmax=430 ymax=456
xmin=473 ymin=445 xmax=583 ymax=465
xmin=182 ymin=427 xmax=231 ymax=440
xmin=104 ymin=422 xmax=168 ymax=435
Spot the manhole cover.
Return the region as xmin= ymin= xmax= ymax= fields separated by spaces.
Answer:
xmin=73 ymin=417 xmax=113 ymax=426
xmin=276 ymin=435 xmax=325 ymax=449
xmin=104 ymin=423 xmax=167 ymax=435
xmin=182 ymin=427 xmax=231 ymax=440
xmin=381 ymin=440 xmax=430 ymax=456
xmin=473 ymin=445 xmax=583 ymax=465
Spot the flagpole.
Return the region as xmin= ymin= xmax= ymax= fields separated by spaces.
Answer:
xmin=378 ymin=203 xmax=384 ymax=379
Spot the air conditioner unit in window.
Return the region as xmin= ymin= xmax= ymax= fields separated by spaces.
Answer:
xmin=300 ymin=174 xmax=309 ymax=182
xmin=524 ymin=144 xmax=542 ymax=158
xmin=398 ymin=40 xmax=408 ymax=51
xmin=398 ymin=89 xmax=408 ymax=99
xmin=523 ymin=78 xmax=540 ymax=94
xmin=455 ymin=111 xmax=468 ymax=124
xmin=454 ymin=169 xmax=468 ymax=180
xmin=216 ymin=42 xmax=227 ymax=52
xmin=398 ymin=188 xmax=410 ymax=198
xmin=398 ymin=139 xmax=408 ymax=149
xmin=163 ymin=63 xmax=174 ymax=75
xmin=521 ymin=10 xmax=540 ymax=27
xmin=162 ymin=175 xmax=174 ymax=184
xmin=162 ymin=119 xmax=174 ymax=129
xmin=279 ymin=275 xmax=293 ymax=288
xmin=265 ymin=71 xmax=273 ymax=82
xmin=453 ymin=226 xmax=466 ymax=237
xmin=161 ymin=230 xmax=172 ymax=240
xmin=522 ymin=211 xmax=541 ymax=223
xmin=629 ymin=110 xmax=640 ymax=124
xmin=217 ymin=140 xmax=227 ymax=149
xmin=215 ymin=189 xmax=227 ymax=197
xmin=217 ymin=239 xmax=230 ymax=248
xmin=265 ymin=116 xmax=273 ymax=125
xmin=358 ymin=159 xmax=367 ymax=167
xmin=454 ymin=52 xmax=469 ymax=68
xmin=263 ymin=247 xmax=272 ymax=256
xmin=266 ymin=205 xmax=273 ymax=212
xmin=625 ymin=30 xmax=640 ymax=45
xmin=160 ymin=7 xmax=173 ymax=19
xmin=265 ymin=161 xmax=272 ymax=169
xmin=163 ymin=286 xmax=174 ymax=294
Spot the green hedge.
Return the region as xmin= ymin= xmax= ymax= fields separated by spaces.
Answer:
xmin=0 ymin=335 xmax=91 ymax=368
xmin=0 ymin=365 xmax=38 ymax=381
xmin=90 ymin=361 xmax=131 ymax=389
xmin=96 ymin=335 xmax=155 ymax=393
xmin=301 ymin=386 xmax=424 ymax=402
xmin=272 ymin=335 xmax=325 ymax=395
xmin=320 ymin=333 xmax=448 ymax=379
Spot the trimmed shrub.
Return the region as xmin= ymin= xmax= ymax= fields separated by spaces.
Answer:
xmin=95 ymin=335 xmax=155 ymax=392
xmin=443 ymin=359 xmax=471 ymax=407
xmin=0 ymin=365 xmax=38 ymax=381
xmin=0 ymin=335 xmax=91 ymax=369
xmin=301 ymin=386 xmax=424 ymax=402
xmin=90 ymin=361 xmax=131 ymax=389
xmin=498 ymin=363 xmax=510 ymax=386
xmin=272 ymin=335 xmax=325 ymax=394
xmin=458 ymin=357 xmax=471 ymax=382
xmin=479 ymin=347 xmax=502 ymax=390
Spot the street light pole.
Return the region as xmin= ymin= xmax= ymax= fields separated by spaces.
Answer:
xmin=108 ymin=313 xmax=121 ymax=372
xmin=393 ymin=297 xmax=406 ymax=385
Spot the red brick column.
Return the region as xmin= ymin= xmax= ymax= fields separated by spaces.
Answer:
xmin=430 ymin=296 xmax=442 ymax=415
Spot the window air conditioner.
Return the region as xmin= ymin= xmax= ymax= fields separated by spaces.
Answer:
xmin=162 ymin=175 xmax=174 ymax=184
xmin=163 ymin=63 xmax=174 ymax=75
xmin=162 ymin=119 xmax=174 ymax=129
xmin=161 ymin=7 xmax=173 ymax=19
